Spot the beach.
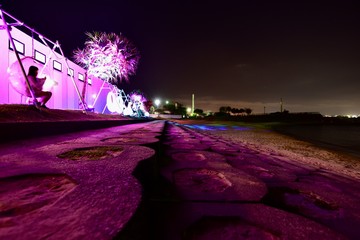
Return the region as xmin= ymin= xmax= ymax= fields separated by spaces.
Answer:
xmin=177 ymin=120 xmax=360 ymax=181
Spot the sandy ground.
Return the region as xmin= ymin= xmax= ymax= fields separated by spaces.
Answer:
xmin=176 ymin=120 xmax=360 ymax=180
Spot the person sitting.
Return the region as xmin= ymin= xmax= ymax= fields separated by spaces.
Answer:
xmin=26 ymin=66 xmax=52 ymax=109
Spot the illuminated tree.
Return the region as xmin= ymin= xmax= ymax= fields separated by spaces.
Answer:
xmin=73 ymin=32 xmax=140 ymax=86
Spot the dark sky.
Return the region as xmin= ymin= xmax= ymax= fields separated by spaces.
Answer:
xmin=3 ymin=0 xmax=360 ymax=115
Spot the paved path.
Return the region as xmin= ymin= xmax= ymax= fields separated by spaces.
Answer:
xmin=1 ymin=120 xmax=359 ymax=239
xmin=0 ymin=120 xmax=164 ymax=240
xmin=150 ymin=121 xmax=360 ymax=240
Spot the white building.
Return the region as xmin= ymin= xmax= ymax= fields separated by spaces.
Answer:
xmin=0 ymin=10 xmax=110 ymax=112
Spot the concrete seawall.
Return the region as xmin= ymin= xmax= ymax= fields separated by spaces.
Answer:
xmin=0 ymin=119 xmax=151 ymax=142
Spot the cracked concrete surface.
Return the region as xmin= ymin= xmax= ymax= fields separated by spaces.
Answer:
xmin=0 ymin=115 xmax=359 ymax=239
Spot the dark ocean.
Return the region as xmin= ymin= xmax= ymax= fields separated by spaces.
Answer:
xmin=273 ymin=124 xmax=360 ymax=158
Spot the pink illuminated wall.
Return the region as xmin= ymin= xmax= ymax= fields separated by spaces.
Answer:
xmin=0 ymin=25 xmax=109 ymax=113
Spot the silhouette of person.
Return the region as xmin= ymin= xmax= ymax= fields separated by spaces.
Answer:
xmin=26 ymin=66 xmax=52 ymax=108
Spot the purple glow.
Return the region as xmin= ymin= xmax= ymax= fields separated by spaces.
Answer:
xmin=106 ymin=91 xmax=124 ymax=114
xmin=0 ymin=14 xmax=110 ymax=111
xmin=184 ymin=125 xmax=252 ymax=131
xmin=73 ymin=32 xmax=140 ymax=85
xmin=129 ymin=91 xmax=149 ymax=117
xmin=129 ymin=92 xmax=147 ymax=103
xmin=8 ymin=57 xmax=57 ymax=96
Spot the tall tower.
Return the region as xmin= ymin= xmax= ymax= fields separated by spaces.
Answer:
xmin=191 ymin=94 xmax=195 ymax=115
xmin=280 ymin=98 xmax=283 ymax=113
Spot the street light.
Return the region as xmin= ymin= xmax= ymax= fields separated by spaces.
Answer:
xmin=154 ymin=99 xmax=161 ymax=108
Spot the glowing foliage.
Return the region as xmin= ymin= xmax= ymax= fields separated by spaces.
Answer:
xmin=129 ymin=90 xmax=149 ymax=117
xmin=129 ymin=90 xmax=147 ymax=103
xmin=73 ymin=32 xmax=140 ymax=85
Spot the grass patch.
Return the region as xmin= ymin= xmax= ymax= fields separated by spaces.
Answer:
xmin=58 ymin=146 xmax=124 ymax=160
xmin=102 ymin=137 xmax=139 ymax=143
xmin=202 ymin=120 xmax=286 ymax=130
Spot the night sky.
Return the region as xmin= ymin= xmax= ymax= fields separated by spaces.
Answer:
xmin=2 ymin=0 xmax=360 ymax=115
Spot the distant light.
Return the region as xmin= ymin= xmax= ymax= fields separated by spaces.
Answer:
xmin=92 ymin=94 xmax=97 ymax=99
xmin=187 ymin=107 xmax=191 ymax=113
xmin=165 ymin=100 xmax=169 ymax=104
xmin=154 ymin=99 xmax=161 ymax=107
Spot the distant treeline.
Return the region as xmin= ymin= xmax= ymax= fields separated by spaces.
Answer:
xmin=218 ymin=106 xmax=253 ymax=115
xmin=207 ymin=111 xmax=360 ymax=125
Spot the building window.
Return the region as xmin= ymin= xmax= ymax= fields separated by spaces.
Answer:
xmin=34 ymin=50 xmax=46 ymax=64
xmin=87 ymin=77 xmax=92 ymax=85
xmin=53 ymin=60 xmax=62 ymax=72
xmin=9 ymin=38 xmax=25 ymax=55
xmin=78 ymin=73 xmax=84 ymax=81
xmin=67 ymin=68 xmax=74 ymax=77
